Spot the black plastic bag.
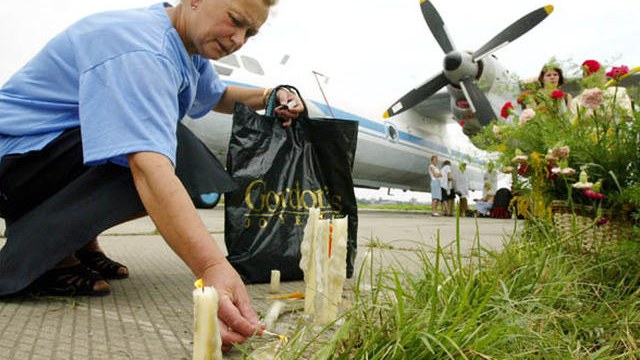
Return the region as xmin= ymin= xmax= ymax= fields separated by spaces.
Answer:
xmin=225 ymin=89 xmax=358 ymax=283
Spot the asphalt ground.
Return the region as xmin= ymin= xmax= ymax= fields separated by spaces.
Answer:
xmin=0 ymin=208 xmax=520 ymax=359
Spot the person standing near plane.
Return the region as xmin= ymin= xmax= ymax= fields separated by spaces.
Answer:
xmin=439 ymin=160 xmax=454 ymax=216
xmin=0 ymin=0 xmax=303 ymax=351
xmin=454 ymin=162 xmax=469 ymax=217
xmin=428 ymin=155 xmax=442 ymax=216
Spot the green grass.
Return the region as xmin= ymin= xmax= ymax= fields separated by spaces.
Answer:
xmin=268 ymin=216 xmax=640 ymax=359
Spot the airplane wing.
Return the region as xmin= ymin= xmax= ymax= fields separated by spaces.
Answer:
xmin=409 ymin=91 xmax=453 ymax=122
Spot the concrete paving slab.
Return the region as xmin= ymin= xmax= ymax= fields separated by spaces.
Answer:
xmin=0 ymin=208 xmax=520 ymax=359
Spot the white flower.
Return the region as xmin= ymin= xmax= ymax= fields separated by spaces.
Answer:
xmin=519 ymin=108 xmax=536 ymax=125
xmin=573 ymin=181 xmax=593 ymax=189
xmin=560 ymin=167 xmax=576 ymax=176
xmin=492 ymin=125 xmax=504 ymax=138
xmin=512 ymin=155 xmax=528 ymax=164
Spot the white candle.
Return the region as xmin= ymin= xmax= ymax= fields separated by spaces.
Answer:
xmin=270 ymin=270 xmax=281 ymax=293
xmin=299 ymin=208 xmax=348 ymax=325
xmin=192 ymin=282 xmax=222 ymax=360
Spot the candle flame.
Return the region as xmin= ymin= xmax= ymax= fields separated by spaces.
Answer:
xmin=194 ymin=278 xmax=204 ymax=289
xmin=263 ymin=330 xmax=288 ymax=343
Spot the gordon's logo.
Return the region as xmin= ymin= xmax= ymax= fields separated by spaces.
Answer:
xmin=242 ymin=179 xmax=343 ymax=229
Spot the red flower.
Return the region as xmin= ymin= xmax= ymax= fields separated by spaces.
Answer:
xmin=547 ymin=164 xmax=558 ymax=180
xmin=583 ymin=189 xmax=605 ymax=201
xmin=517 ymin=90 xmax=533 ymax=105
xmin=582 ymin=59 xmax=601 ymax=75
xmin=606 ymin=65 xmax=630 ymax=79
xmin=596 ymin=217 xmax=609 ymax=226
xmin=518 ymin=162 xmax=530 ymax=177
xmin=500 ymin=102 xmax=515 ymax=118
xmin=551 ymin=90 xmax=564 ymax=99
xmin=459 ymin=120 xmax=465 ymax=127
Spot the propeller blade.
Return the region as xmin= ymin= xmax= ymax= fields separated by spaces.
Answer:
xmin=420 ymin=0 xmax=455 ymax=53
xmin=472 ymin=5 xmax=553 ymax=61
xmin=459 ymin=78 xmax=497 ymax=126
xmin=383 ymin=72 xmax=448 ymax=118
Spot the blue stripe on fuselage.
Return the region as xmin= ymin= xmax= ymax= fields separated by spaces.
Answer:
xmin=222 ymin=80 xmax=483 ymax=165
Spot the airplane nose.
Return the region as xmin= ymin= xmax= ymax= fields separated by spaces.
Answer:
xmin=444 ymin=52 xmax=462 ymax=71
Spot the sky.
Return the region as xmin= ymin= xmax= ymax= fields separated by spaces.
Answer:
xmin=1 ymin=0 xmax=638 ymax=201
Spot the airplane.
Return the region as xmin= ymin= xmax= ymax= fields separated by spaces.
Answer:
xmin=184 ymin=1 xmax=556 ymax=207
xmin=184 ymin=52 xmax=488 ymax=205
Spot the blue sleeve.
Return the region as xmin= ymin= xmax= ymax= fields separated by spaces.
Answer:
xmin=78 ymin=52 xmax=181 ymax=166
xmin=188 ymin=56 xmax=227 ymax=119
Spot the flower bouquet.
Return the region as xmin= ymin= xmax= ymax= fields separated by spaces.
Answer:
xmin=472 ymin=62 xmax=640 ymax=243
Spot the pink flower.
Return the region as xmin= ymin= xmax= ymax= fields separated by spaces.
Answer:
xmin=552 ymin=145 xmax=570 ymax=159
xmin=583 ymin=189 xmax=600 ymax=200
xmin=501 ymin=102 xmax=515 ymax=119
xmin=582 ymin=59 xmax=601 ymax=75
xmin=519 ymin=108 xmax=536 ymax=125
xmin=606 ymin=65 xmax=629 ymax=79
xmin=551 ymin=90 xmax=564 ymax=99
xmin=580 ymin=88 xmax=604 ymax=109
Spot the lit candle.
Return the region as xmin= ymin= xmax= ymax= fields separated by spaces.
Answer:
xmin=192 ymin=279 xmax=222 ymax=360
xmin=270 ymin=270 xmax=281 ymax=293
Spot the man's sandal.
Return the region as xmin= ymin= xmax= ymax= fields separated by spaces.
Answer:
xmin=30 ymin=264 xmax=110 ymax=297
xmin=75 ymin=249 xmax=129 ymax=280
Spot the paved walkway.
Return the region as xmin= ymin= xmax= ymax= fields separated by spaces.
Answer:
xmin=0 ymin=209 xmax=520 ymax=359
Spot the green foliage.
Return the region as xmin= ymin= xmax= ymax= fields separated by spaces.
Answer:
xmin=473 ymin=68 xmax=640 ymax=220
xmin=274 ymin=216 xmax=640 ymax=359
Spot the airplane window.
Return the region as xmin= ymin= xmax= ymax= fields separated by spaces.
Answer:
xmin=213 ymin=65 xmax=234 ymax=76
xmin=240 ymin=55 xmax=265 ymax=75
xmin=384 ymin=122 xmax=399 ymax=143
xmin=218 ymin=55 xmax=240 ymax=68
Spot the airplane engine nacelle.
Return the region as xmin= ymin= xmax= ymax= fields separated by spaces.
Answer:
xmin=448 ymin=55 xmax=519 ymax=137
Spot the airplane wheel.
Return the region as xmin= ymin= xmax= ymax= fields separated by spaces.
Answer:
xmin=192 ymin=192 xmax=221 ymax=209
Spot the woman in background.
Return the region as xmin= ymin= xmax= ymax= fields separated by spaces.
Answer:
xmin=428 ymin=155 xmax=442 ymax=216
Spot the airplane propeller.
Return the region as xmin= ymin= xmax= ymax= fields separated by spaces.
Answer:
xmin=383 ymin=1 xmax=554 ymax=128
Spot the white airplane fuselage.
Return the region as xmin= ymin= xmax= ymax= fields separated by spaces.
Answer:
xmin=184 ymin=52 xmax=502 ymax=194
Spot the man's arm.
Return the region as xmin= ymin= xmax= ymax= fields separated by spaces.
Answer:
xmin=127 ymin=151 xmax=259 ymax=348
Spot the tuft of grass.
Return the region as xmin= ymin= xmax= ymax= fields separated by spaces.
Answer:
xmin=274 ymin=214 xmax=640 ymax=359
